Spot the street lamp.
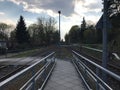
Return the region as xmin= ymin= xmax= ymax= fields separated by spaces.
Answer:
xmin=102 ymin=0 xmax=108 ymax=82
xmin=58 ymin=11 xmax=61 ymax=45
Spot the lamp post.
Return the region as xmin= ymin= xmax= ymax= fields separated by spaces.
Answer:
xmin=102 ymin=0 xmax=108 ymax=82
xmin=58 ymin=11 xmax=61 ymax=45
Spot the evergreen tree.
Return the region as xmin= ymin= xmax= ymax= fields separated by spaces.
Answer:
xmin=15 ymin=16 xmax=30 ymax=44
xmin=80 ymin=17 xmax=86 ymax=43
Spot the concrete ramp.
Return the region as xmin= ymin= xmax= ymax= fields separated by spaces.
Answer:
xmin=44 ymin=59 xmax=86 ymax=90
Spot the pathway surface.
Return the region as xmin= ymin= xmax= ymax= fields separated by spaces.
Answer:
xmin=44 ymin=59 xmax=86 ymax=90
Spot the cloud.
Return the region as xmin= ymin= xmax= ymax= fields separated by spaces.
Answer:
xmin=60 ymin=13 xmax=83 ymax=40
xmin=8 ymin=0 xmax=102 ymax=20
xmin=0 ymin=12 xmax=5 ymax=15
xmin=0 ymin=0 xmax=4 ymax=1
xmin=8 ymin=0 xmax=21 ymax=5
xmin=74 ymin=0 xmax=102 ymax=16
xmin=74 ymin=0 xmax=102 ymax=23
xmin=8 ymin=0 xmax=75 ymax=16
xmin=1 ymin=19 xmax=16 ymax=25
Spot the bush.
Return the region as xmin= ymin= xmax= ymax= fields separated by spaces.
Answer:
xmin=0 ymin=47 xmax=7 ymax=54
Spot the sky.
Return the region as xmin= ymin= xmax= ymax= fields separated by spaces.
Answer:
xmin=0 ymin=0 xmax=103 ymax=40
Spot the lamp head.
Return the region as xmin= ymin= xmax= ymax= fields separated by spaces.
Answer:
xmin=58 ymin=11 xmax=61 ymax=14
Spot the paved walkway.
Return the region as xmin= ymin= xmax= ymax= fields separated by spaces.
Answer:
xmin=44 ymin=59 xmax=86 ymax=90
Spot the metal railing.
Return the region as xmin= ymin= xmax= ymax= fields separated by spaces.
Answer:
xmin=72 ymin=50 xmax=120 ymax=90
xmin=81 ymin=46 xmax=102 ymax=52
xmin=0 ymin=52 xmax=55 ymax=90
xmin=81 ymin=46 xmax=120 ymax=60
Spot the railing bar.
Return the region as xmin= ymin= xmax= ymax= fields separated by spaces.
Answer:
xmin=0 ymin=52 xmax=55 ymax=87
xmin=84 ymin=63 xmax=112 ymax=90
xmin=86 ymin=70 xmax=97 ymax=82
xmin=74 ymin=54 xmax=113 ymax=90
xmin=83 ymin=63 xmax=112 ymax=90
xmin=20 ymin=62 xmax=49 ymax=90
xmin=79 ymin=54 xmax=112 ymax=90
xmin=25 ymin=82 xmax=33 ymax=90
xmin=72 ymin=56 xmax=92 ymax=90
xmin=35 ymin=62 xmax=50 ymax=81
xmin=112 ymin=53 xmax=120 ymax=60
xmin=76 ymin=55 xmax=112 ymax=89
xmin=38 ymin=61 xmax=56 ymax=90
xmin=82 ymin=46 xmax=120 ymax=60
xmin=73 ymin=50 xmax=120 ymax=81
xmin=82 ymin=46 xmax=102 ymax=52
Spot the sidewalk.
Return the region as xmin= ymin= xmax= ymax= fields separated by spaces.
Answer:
xmin=44 ymin=59 xmax=86 ymax=90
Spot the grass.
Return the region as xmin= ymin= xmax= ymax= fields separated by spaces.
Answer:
xmin=81 ymin=44 xmax=103 ymax=50
xmin=82 ymin=47 xmax=102 ymax=60
xmin=11 ymin=49 xmax=40 ymax=58
xmin=55 ymin=46 xmax=73 ymax=60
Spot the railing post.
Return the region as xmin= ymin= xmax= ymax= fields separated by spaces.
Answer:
xmin=44 ymin=58 xmax=47 ymax=65
xmin=96 ymin=68 xmax=100 ymax=78
xmin=43 ymin=59 xmax=47 ymax=81
xmin=96 ymin=68 xmax=100 ymax=90
xmin=50 ymin=53 xmax=54 ymax=63
xmin=84 ymin=67 xmax=87 ymax=82
xmin=53 ymin=56 xmax=55 ymax=62
xmin=31 ymin=67 xmax=35 ymax=90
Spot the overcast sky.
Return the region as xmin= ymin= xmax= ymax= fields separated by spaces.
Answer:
xmin=0 ymin=0 xmax=103 ymax=40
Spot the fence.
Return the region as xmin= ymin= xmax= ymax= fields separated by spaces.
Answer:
xmin=81 ymin=46 xmax=120 ymax=60
xmin=72 ymin=50 xmax=120 ymax=90
xmin=0 ymin=52 xmax=55 ymax=90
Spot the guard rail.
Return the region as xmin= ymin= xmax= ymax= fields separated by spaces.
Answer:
xmin=72 ymin=50 xmax=120 ymax=90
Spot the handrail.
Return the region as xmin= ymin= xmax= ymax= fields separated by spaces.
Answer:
xmin=38 ymin=60 xmax=56 ymax=90
xmin=72 ymin=50 xmax=120 ymax=90
xmin=20 ymin=63 xmax=49 ymax=90
xmin=72 ymin=50 xmax=120 ymax=81
xmin=82 ymin=46 xmax=102 ymax=52
xmin=112 ymin=53 xmax=120 ymax=60
xmin=72 ymin=55 xmax=92 ymax=90
xmin=73 ymin=55 xmax=112 ymax=90
xmin=81 ymin=46 xmax=120 ymax=60
xmin=0 ymin=52 xmax=55 ymax=88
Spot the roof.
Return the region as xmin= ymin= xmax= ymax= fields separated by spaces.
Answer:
xmin=95 ymin=15 xmax=112 ymax=30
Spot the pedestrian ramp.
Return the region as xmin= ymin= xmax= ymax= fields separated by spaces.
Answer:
xmin=44 ymin=59 xmax=86 ymax=90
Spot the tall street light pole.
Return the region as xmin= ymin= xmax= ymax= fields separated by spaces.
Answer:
xmin=102 ymin=0 xmax=108 ymax=82
xmin=58 ymin=11 xmax=61 ymax=45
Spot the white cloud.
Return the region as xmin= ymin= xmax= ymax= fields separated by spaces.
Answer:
xmin=8 ymin=0 xmax=75 ymax=16
xmin=74 ymin=0 xmax=102 ymax=17
xmin=60 ymin=13 xmax=82 ymax=40
xmin=1 ymin=19 xmax=16 ymax=26
xmin=74 ymin=0 xmax=102 ymax=24
xmin=0 ymin=0 xmax=4 ymax=1
xmin=8 ymin=0 xmax=20 ymax=5
xmin=46 ymin=10 xmax=58 ymax=17
xmin=24 ymin=7 xmax=44 ymax=14
xmin=0 ymin=12 xmax=5 ymax=15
